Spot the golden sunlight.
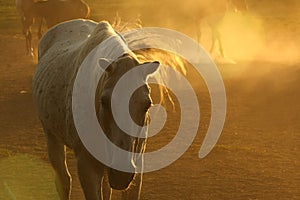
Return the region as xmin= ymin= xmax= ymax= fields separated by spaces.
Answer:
xmin=220 ymin=12 xmax=265 ymax=60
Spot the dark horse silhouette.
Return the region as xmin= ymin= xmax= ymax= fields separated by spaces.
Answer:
xmin=16 ymin=0 xmax=90 ymax=56
xmin=194 ymin=0 xmax=248 ymax=57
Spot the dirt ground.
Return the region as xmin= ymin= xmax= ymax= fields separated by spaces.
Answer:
xmin=0 ymin=0 xmax=299 ymax=200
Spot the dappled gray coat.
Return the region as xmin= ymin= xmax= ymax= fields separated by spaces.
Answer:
xmin=33 ymin=19 xmax=125 ymax=150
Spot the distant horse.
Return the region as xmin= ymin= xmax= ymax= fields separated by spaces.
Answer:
xmin=16 ymin=0 xmax=90 ymax=56
xmin=32 ymin=20 xmax=159 ymax=200
xmin=195 ymin=0 xmax=248 ymax=57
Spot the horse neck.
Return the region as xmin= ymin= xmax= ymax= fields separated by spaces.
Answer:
xmin=78 ymin=22 xmax=134 ymax=63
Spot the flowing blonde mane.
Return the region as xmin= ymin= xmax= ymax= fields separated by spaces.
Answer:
xmin=111 ymin=18 xmax=187 ymax=108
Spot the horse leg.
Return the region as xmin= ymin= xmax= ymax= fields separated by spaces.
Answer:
xmin=24 ymin=27 xmax=30 ymax=55
xmin=46 ymin=133 xmax=72 ymax=200
xmin=216 ymin=28 xmax=224 ymax=57
xmin=75 ymin=148 xmax=104 ymax=200
xmin=195 ymin=19 xmax=202 ymax=44
xmin=25 ymin=31 xmax=29 ymax=55
xmin=101 ymin=170 xmax=112 ymax=200
xmin=23 ymin=16 xmax=34 ymax=57
xmin=21 ymin=18 xmax=29 ymax=54
xmin=209 ymin=26 xmax=217 ymax=54
xmin=26 ymin=30 xmax=33 ymax=56
xmin=38 ymin=18 xmax=44 ymax=39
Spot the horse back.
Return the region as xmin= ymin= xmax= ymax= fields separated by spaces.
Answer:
xmin=33 ymin=20 xmax=120 ymax=148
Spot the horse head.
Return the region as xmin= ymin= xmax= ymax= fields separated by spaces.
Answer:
xmin=96 ymin=54 xmax=159 ymax=190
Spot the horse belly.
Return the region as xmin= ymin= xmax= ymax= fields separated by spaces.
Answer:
xmin=33 ymin=53 xmax=79 ymax=148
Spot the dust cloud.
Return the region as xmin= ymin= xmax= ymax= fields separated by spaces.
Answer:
xmin=90 ymin=0 xmax=300 ymax=63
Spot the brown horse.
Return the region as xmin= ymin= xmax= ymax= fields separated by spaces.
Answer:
xmin=16 ymin=0 xmax=90 ymax=56
xmin=194 ymin=0 xmax=248 ymax=57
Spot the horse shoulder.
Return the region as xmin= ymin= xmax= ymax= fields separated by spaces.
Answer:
xmin=73 ymin=21 xmax=118 ymax=60
xmin=38 ymin=19 xmax=97 ymax=59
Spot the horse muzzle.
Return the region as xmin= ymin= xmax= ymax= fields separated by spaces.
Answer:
xmin=108 ymin=168 xmax=135 ymax=190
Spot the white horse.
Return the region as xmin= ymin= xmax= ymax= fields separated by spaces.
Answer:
xmin=195 ymin=0 xmax=248 ymax=57
xmin=32 ymin=19 xmax=159 ymax=200
xmin=16 ymin=0 xmax=90 ymax=56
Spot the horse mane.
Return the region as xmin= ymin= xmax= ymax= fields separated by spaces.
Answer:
xmin=111 ymin=17 xmax=187 ymax=108
xmin=80 ymin=19 xmax=186 ymax=109
xmin=134 ymin=49 xmax=186 ymax=108
xmin=78 ymin=21 xmax=137 ymax=62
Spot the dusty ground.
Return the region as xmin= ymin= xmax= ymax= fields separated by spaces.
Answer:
xmin=0 ymin=0 xmax=299 ymax=199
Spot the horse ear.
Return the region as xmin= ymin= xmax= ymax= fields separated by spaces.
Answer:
xmin=98 ymin=58 xmax=113 ymax=73
xmin=141 ymin=61 xmax=160 ymax=77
